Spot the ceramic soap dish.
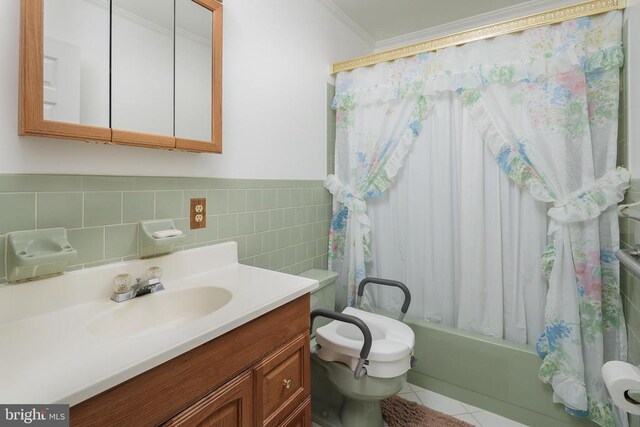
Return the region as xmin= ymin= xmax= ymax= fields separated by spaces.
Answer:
xmin=139 ymin=219 xmax=185 ymax=258
xmin=6 ymin=228 xmax=77 ymax=283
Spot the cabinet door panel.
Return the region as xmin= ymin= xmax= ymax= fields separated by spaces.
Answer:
xmin=164 ymin=371 xmax=253 ymax=427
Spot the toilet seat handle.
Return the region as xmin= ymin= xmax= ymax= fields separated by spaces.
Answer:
xmin=310 ymin=309 xmax=372 ymax=379
xmin=357 ymin=277 xmax=411 ymax=321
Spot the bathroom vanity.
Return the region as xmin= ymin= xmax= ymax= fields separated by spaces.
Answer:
xmin=0 ymin=242 xmax=317 ymax=426
xmin=72 ymin=296 xmax=311 ymax=426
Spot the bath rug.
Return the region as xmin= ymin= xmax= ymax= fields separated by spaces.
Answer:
xmin=381 ymin=395 xmax=473 ymax=427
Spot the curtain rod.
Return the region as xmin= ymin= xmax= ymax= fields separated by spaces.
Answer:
xmin=331 ymin=0 xmax=626 ymax=74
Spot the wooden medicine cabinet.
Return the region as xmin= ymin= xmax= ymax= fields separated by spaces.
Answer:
xmin=19 ymin=0 xmax=222 ymax=153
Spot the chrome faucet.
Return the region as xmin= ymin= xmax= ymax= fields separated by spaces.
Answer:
xmin=111 ymin=267 xmax=165 ymax=302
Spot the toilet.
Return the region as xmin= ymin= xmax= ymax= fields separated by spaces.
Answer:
xmin=300 ymin=270 xmax=415 ymax=427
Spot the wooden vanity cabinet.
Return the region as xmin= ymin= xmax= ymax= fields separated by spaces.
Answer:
xmin=164 ymin=371 xmax=254 ymax=427
xmin=70 ymin=295 xmax=310 ymax=427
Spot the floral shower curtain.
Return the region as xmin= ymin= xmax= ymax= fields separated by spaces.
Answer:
xmin=327 ymin=11 xmax=628 ymax=427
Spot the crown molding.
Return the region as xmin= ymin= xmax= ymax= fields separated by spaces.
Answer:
xmin=314 ymin=0 xmax=375 ymax=49
xmin=333 ymin=0 xmax=624 ymax=73
xmin=375 ymin=0 xmax=589 ymax=52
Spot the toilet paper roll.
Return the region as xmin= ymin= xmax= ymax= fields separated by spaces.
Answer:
xmin=602 ymin=360 xmax=640 ymax=415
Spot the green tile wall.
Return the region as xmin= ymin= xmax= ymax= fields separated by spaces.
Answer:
xmin=620 ymin=181 xmax=640 ymax=427
xmin=327 ymin=83 xmax=336 ymax=175
xmin=618 ymin=50 xmax=639 ymax=427
xmin=0 ymin=175 xmax=331 ymax=284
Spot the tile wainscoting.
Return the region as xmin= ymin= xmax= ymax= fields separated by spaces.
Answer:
xmin=0 ymin=175 xmax=332 ymax=284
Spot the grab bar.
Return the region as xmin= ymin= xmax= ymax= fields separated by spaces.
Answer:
xmin=617 ymin=249 xmax=640 ymax=279
xmin=356 ymin=277 xmax=411 ymax=321
xmin=310 ymin=308 xmax=372 ymax=379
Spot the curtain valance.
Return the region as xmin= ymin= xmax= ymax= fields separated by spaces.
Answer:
xmin=333 ymin=13 xmax=623 ymax=111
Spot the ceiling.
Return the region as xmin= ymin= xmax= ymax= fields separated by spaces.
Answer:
xmin=328 ymin=0 xmax=535 ymax=43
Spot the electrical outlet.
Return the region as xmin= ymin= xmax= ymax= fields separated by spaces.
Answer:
xmin=190 ymin=198 xmax=206 ymax=229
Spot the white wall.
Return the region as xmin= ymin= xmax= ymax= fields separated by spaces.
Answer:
xmin=0 ymin=0 xmax=371 ymax=179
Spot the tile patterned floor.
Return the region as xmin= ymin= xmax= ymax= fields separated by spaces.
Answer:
xmin=312 ymin=382 xmax=528 ymax=427
xmin=398 ymin=382 xmax=528 ymax=426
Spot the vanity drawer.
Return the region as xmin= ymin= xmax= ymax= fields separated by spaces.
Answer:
xmin=279 ymin=398 xmax=311 ymax=427
xmin=254 ymin=333 xmax=310 ymax=427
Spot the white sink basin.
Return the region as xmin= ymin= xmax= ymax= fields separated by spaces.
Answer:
xmin=87 ymin=286 xmax=232 ymax=338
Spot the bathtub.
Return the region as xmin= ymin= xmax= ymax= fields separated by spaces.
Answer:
xmin=405 ymin=317 xmax=597 ymax=427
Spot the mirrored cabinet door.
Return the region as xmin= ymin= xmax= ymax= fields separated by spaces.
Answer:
xmin=43 ymin=0 xmax=109 ymax=127
xmin=111 ymin=0 xmax=176 ymax=148
xmin=175 ymin=0 xmax=212 ymax=143
xmin=20 ymin=0 xmax=111 ymax=141
xmin=175 ymin=0 xmax=222 ymax=153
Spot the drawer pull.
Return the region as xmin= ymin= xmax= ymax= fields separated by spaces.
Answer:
xmin=283 ymin=379 xmax=292 ymax=389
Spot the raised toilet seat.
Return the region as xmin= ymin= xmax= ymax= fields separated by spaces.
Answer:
xmin=315 ymin=307 xmax=414 ymax=379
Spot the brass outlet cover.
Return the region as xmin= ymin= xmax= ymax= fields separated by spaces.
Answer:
xmin=190 ymin=198 xmax=206 ymax=229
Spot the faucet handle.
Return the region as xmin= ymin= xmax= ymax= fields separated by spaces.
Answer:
xmin=144 ymin=266 xmax=163 ymax=281
xmin=114 ymin=273 xmax=133 ymax=294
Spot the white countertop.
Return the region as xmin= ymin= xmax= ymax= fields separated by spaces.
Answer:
xmin=0 ymin=242 xmax=318 ymax=405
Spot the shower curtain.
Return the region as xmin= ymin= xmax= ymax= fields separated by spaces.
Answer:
xmin=327 ymin=11 xmax=628 ymax=427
